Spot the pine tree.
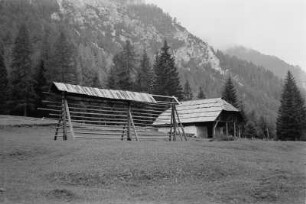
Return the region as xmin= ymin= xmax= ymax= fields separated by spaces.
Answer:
xmin=183 ymin=80 xmax=193 ymax=100
xmin=277 ymin=71 xmax=306 ymax=140
xmin=153 ymin=40 xmax=183 ymax=99
xmin=0 ymin=44 xmax=8 ymax=114
xmin=109 ymin=40 xmax=137 ymax=91
xmin=10 ymin=24 xmax=36 ymax=116
xmin=34 ymin=59 xmax=48 ymax=114
xmin=135 ymin=50 xmax=154 ymax=93
xmin=49 ymin=31 xmax=77 ymax=84
xmin=107 ymin=66 xmax=117 ymax=89
xmin=197 ymin=86 xmax=206 ymax=99
xmin=244 ymin=121 xmax=257 ymax=139
xmin=222 ymin=77 xmax=239 ymax=108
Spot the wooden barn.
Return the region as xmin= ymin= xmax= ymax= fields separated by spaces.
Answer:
xmin=154 ymin=98 xmax=242 ymax=138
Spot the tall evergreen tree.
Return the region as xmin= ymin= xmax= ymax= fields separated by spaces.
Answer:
xmin=222 ymin=77 xmax=239 ymax=108
xmin=34 ymin=59 xmax=48 ymax=113
xmin=109 ymin=40 xmax=137 ymax=91
xmin=10 ymin=24 xmax=36 ymax=116
xmin=244 ymin=121 xmax=257 ymax=139
xmin=0 ymin=44 xmax=8 ymax=114
xmin=153 ymin=40 xmax=183 ymax=99
xmin=49 ymin=31 xmax=77 ymax=84
xmin=183 ymin=79 xmax=193 ymax=100
xmin=197 ymin=86 xmax=206 ymax=99
xmin=277 ymin=71 xmax=306 ymax=140
xmin=136 ymin=50 xmax=154 ymax=93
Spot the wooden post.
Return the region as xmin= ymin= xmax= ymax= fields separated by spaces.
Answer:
xmin=226 ymin=122 xmax=228 ymax=137
xmin=234 ymin=122 xmax=236 ymax=138
xmin=129 ymin=111 xmax=139 ymax=141
xmin=174 ymin=105 xmax=187 ymax=141
xmin=62 ymin=93 xmax=68 ymax=141
xmin=172 ymin=104 xmax=177 ymax=141
xmin=64 ymin=98 xmax=75 ymax=139
xmin=169 ymin=104 xmax=173 ymax=141
xmin=54 ymin=117 xmax=62 ymax=140
xmin=127 ymin=102 xmax=131 ymax=141
xmin=213 ymin=121 xmax=219 ymax=138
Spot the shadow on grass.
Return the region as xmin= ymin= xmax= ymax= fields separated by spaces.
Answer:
xmin=45 ymin=188 xmax=80 ymax=201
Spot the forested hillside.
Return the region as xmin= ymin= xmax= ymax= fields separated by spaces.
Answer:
xmin=0 ymin=0 xmax=287 ymax=132
xmin=225 ymin=46 xmax=306 ymax=91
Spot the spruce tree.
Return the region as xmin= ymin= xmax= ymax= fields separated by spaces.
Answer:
xmin=110 ymin=40 xmax=137 ymax=91
xmin=244 ymin=121 xmax=257 ymax=139
xmin=183 ymin=80 xmax=193 ymax=100
xmin=10 ymin=24 xmax=36 ymax=116
xmin=153 ymin=40 xmax=183 ymax=99
xmin=197 ymin=86 xmax=206 ymax=99
xmin=136 ymin=50 xmax=154 ymax=93
xmin=0 ymin=44 xmax=8 ymax=114
xmin=277 ymin=71 xmax=306 ymax=140
xmin=34 ymin=59 xmax=48 ymax=114
xmin=50 ymin=32 xmax=77 ymax=84
xmin=222 ymin=77 xmax=239 ymax=108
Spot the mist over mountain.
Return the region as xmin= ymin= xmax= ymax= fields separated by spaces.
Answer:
xmin=225 ymin=46 xmax=306 ymax=91
xmin=0 ymin=0 xmax=288 ymax=125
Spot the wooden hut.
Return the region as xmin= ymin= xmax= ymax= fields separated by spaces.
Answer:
xmin=154 ymin=98 xmax=242 ymax=138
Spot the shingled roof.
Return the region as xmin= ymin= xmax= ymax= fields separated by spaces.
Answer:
xmin=154 ymin=98 xmax=240 ymax=126
xmin=51 ymin=82 xmax=157 ymax=103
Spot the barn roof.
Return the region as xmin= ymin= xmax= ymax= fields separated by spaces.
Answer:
xmin=154 ymin=98 xmax=240 ymax=126
xmin=51 ymin=82 xmax=157 ymax=103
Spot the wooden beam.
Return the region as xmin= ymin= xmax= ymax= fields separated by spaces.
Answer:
xmin=213 ymin=121 xmax=219 ymax=138
xmin=65 ymin=99 xmax=75 ymax=139
xmin=129 ymin=111 xmax=139 ymax=141
xmin=127 ymin=102 xmax=131 ymax=141
xmin=234 ymin=122 xmax=236 ymax=138
xmin=62 ymin=93 xmax=68 ymax=141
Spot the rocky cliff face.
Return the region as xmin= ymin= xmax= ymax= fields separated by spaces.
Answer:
xmin=52 ymin=0 xmax=223 ymax=74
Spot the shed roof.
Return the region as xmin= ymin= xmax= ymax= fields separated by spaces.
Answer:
xmin=51 ymin=82 xmax=157 ymax=103
xmin=154 ymin=98 xmax=240 ymax=125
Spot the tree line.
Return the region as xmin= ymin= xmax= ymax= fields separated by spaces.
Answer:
xmin=1 ymin=23 xmax=305 ymax=141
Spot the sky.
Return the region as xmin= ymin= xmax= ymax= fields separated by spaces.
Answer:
xmin=146 ymin=0 xmax=306 ymax=71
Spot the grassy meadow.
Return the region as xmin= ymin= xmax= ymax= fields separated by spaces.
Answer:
xmin=1 ymin=125 xmax=305 ymax=204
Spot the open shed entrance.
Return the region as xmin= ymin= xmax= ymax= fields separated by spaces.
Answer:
xmin=41 ymin=82 xmax=186 ymax=141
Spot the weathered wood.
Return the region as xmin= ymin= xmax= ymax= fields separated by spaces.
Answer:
xmin=129 ymin=111 xmax=139 ymax=141
xmin=65 ymin=99 xmax=75 ymax=139
xmin=234 ymin=122 xmax=236 ymax=138
xmin=174 ymin=106 xmax=187 ymax=141
xmin=127 ymin=102 xmax=131 ymax=141
xmin=213 ymin=120 xmax=219 ymax=138
xmin=62 ymin=93 xmax=68 ymax=141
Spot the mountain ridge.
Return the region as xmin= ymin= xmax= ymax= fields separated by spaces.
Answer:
xmin=225 ymin=46 xmax=306 ymax=91
xmin=0 ymin=0 xmax=286 ymax=126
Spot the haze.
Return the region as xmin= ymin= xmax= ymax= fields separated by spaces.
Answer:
xmin=146 ymin=0 xmax=306 ymax=72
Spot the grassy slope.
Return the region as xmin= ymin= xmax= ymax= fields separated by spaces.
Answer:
xmin=1 ymin=126 xmax=305 ymax=204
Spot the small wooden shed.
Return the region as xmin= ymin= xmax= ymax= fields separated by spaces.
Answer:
xmin=154 ymin=98 xmax=242 ymax=138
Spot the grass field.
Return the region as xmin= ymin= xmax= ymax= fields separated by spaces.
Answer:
xmin=1 ymin=125 xmax=306 ymax=204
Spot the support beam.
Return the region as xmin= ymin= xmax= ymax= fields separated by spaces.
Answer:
xmin=172 ymin=104 xmax=177 ymax=141
xmin=213 ymin=121 xmax=219 ymax=138
xmin=127 ymin=102 xmax=131 ymax=141
xmin=174 ymin=105 xmax=187 ymax=141
xmin=65 ymin=99 xmax=75 ymax=139
xmin=226 ymin=122 xmax=229 ymax=137
xmin=234 ymin=122 xmax=236 ymax=138
xmin=129 ymin=111 xmax=139 ymax=141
